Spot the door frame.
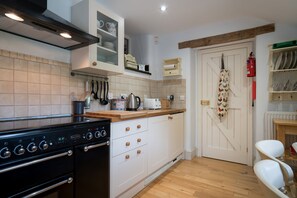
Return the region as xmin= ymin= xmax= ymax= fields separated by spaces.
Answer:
xmin=196 ymin=40 xmax=254 ymax=166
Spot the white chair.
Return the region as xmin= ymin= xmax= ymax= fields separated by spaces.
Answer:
xmin=254 ymin=159 xmax=289 ymax=198
xmin=256 ymin=140 xmax=296 ymax=197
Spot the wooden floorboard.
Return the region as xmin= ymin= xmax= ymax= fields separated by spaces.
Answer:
xmin=135 ymin=157 xmax=264 ymax=198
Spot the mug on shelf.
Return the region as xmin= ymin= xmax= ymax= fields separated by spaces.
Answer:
xmin=106 ymin=22 xmax=116 ymax=36
xmin=97 ymin=20 xmax=104 ymax=28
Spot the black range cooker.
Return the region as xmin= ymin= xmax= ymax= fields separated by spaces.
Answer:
xmin=0 ymin=116 xmax=110 ymax=198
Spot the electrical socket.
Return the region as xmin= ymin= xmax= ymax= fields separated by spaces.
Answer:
xmin=108 ymin=92 xmax=113 ymax=100
xmin=120 ymin=94 xmax=127 ymax=99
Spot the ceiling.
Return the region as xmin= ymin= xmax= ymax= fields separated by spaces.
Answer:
xmin=96 ymin=0 xmax=297 ymax=36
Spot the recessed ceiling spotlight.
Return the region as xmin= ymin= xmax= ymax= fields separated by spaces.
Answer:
xmin=60 ymin=32 xmax=72 ymax=39
xmin=5 ymin=13 xmax=24 ymax=22
xmin=160 ymin=5 xmax=167 ymax=12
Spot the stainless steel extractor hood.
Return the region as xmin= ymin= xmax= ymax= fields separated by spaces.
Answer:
xmin=0 ymin=0 xmax=98 ymax=50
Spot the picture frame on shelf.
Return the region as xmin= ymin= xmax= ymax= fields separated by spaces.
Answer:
xmin=124 ymin=38 xmax=129 ymax=54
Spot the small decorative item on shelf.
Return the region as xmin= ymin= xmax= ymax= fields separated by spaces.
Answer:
xmin=124 ymin=54 xmax=138 ymax=69
xmin=97 ymin=20 xmax=104 ymax=29
xmin=106 ymin=22 xmax=117 ymax=36
xmin=138 ymin=64 xmax=146 ymax=71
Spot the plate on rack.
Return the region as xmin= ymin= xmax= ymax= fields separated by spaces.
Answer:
xmin=275 ymin=52 xmax=283 ymax=70
xmin=286 ymin=51 xmax=293 ymax=69
xmin=292 ymin=51 xmax=297 ymax=69
xmin=280 ymin=52 xmax=287 ymax=70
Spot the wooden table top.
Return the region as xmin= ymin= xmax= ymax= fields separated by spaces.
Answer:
xmin=85 ymin=109 xmax=186 ymax=122
xmin=273 ymin=119 xmax=297 ymax=126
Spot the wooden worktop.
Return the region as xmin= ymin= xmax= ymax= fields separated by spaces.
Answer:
xmin=273 ymin=119 xmax=297 ymax=126
xmin=85 ymin=109 xmax=186 ymax=122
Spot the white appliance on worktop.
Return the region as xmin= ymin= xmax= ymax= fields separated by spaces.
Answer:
xmin=143 ymin=98 xmax=161 ymax=110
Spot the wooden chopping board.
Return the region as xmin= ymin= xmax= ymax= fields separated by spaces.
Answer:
xmin=86 ymin=110 xmax=147 ymax=119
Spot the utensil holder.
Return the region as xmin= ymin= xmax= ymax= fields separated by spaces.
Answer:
xmin=73 ymin=101 xmax=85 ymax=115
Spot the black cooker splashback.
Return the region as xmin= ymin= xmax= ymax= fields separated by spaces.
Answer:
xmin=0 ymin=0 xmax=98 ymax=50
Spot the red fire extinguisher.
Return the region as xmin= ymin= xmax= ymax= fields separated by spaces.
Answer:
xmin=247 ymin=52 xmax=256 ymax=77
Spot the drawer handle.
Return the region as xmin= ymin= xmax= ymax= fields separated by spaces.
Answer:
xmin=137 ymin=125 xmax=141 ymax=129
xmin=137 ymin=150 xmax=141 ymax=154
xmin=125 ymin=127 xmax=130 ymax=132
xmin=137 ymin=138 xmax=141 ymax=143
xmin=168 ymin=116 xmax=173 ymax=120
xmin=125 ymin=142 xmax=130 ymax=147
xmin=125 ymin=155 xmax=130 ymax=160
xmin=92 ymin=61 xmax=97 ymax=66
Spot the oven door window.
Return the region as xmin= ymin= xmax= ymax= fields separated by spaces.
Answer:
xmin=0 ymin=148 xmax=73 ymax=198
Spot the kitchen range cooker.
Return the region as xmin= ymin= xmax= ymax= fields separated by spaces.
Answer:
xmin=0 ymin=116 xmax=110 ymax=198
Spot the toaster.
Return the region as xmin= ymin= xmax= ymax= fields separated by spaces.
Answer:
xmin=144 ymin=98 xmax=161 ymax=110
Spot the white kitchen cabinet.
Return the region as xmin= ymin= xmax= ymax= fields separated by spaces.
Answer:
xmin=71 ymin=0 xmax=124 ymax=75
xmin=110 ymin=119 xmax=148 ymax=198
xmin=168 ymin=113 xmax=184 ymax=161
xmin=147 ymin=115 xmax=169 ymax=175
xmin=147 ymin=113 xmax=184 ymax=175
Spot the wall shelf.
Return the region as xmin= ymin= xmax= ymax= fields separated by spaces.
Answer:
xmin=125 ymin=67 xmax=151 ymax=75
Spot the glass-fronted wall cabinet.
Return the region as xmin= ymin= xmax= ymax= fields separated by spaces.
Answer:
xmin=71 ymin=0 xmax=124 ymax=75
xmin=269 ymin=45 xmax=297 ymax=101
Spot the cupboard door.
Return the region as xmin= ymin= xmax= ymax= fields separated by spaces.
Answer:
xmin=111 ymin=146 xmax=147 ymax=197
xmin=147 ymin=115 xmax=169 ymax=175
xmin=168 ymin=113 xmax=184 ymax=161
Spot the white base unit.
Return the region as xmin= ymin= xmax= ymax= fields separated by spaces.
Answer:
xmin=110 ymin=113 xmax=184 ymax=198
xmin=111 ymin=146 xmax=147 ymax=197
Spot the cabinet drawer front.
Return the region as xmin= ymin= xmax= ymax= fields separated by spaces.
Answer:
xmin=112 ymin=146 xmax=147 ymax=197
xmin=112 ymin=118 xmax=148 ymax=139
xmin=112 ymin=132 xmax=147 ymax=157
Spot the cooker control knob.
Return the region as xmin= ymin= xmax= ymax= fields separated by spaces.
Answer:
xmin=101 ymin=130 xmax=107 ymax=137
xmin=86 ymin=132 xmax=93 ymax=140
xmin=27 ymin=143 xmax=38 ymax=153
xmin=0 ymin=147 xmax=11 ymax=159
xmin=94 ymin=131 xmax=101 ymax=138
xmin=39 ymin=140 xmax=49 ymax=150
xmin=14 ymin=145 xmax=25 ymax=155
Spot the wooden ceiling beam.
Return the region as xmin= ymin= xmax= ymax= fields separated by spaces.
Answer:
xmin=178 ymin=23 xmax=275 ymax=49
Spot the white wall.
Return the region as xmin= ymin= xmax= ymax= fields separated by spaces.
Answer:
xmin=254 ymin=24 xmax=297 ymax=161
xmin=155 ymin=19 xmax=297 ymax=160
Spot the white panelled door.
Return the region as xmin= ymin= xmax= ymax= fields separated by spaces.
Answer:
xmin=199 ymin=42 xmax=252 ymax=165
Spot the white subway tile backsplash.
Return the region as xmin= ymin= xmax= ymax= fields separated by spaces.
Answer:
xmin=28 ymin=106 xmax=40 ymax=116
xmin=40 ymin=105 xmax=52 ymax=115
xmin=0 ymin=56 xmax=13 ymax=69
xmin=15 ymin=106 xmax=28 ymax=117
xmin=40 ymin=63 xmax=51 ymax=74
xmin=51 ymin=85 xmax=61 ymax=95
xmin=0 ymin=106 xmax=14 ymax=118
xmin=28 ymin=72 xmax=40 ymax=83
xmin=28 ymin=94 xmax=40 ymax=105
xmin=28 ymin=83 xmax=40 ymax=94
xmin=40 ymin=74 xmax=51 ymax=84
xmin=51 ymin=75 xmax=61 ymax=85
xmin=0 ymin=49 xmax=186 ymax=119
xmin=0 ymin=81 xmax=13 ymax=93
xmin=14 ymin=94 xmax=28 ymax=105
xmin=40 ymin=84 xmax=51 ymax=95
xmin=14 ymin=59 xmax=28 ymax=71
xmin=0 ymin=94 xmax=14 ymax=105
xmin=14 ymin=70 xmax=28 ymax=82
xmin=14 ymin=82 xmax=28 ymax=93
xmin=40 ymin=95 xmax=51 ymax=105
xmin=28 ymin=61 xmax=40 ymax=73
xmin=0 ymin=69 xmax=13 ymax=81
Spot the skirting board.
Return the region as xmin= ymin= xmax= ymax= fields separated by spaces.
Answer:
xmin=144 ymin=153 xmax=184 ymax=186
xmin=184 ymin=148 xmax=196 ymax=160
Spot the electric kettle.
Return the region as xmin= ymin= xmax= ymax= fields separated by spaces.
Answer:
xmin=126 ymin=93 xmax=141 ymax=111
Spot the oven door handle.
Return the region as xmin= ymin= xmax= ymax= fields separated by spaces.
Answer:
xmin=84 ymin=141 xmax=110 ymax=152
xmin=23 ymin=177 xmax=73 ymax=198
xmin=0 ymin=150 xmax=73 ymax=174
